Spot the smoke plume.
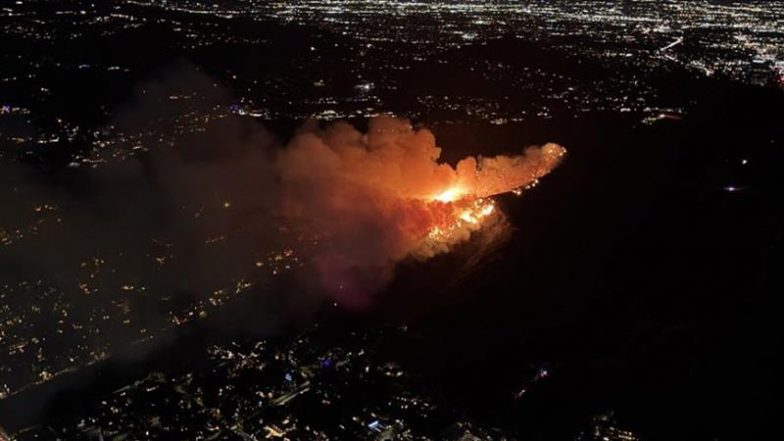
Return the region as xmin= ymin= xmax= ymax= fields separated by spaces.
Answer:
xmin=274 ymin=117 xmax=565 ymax=305
xmin=0 ymin=63 xmax=568 ymax=324
xmin=0 ymin=66 xmax=566 ymax=422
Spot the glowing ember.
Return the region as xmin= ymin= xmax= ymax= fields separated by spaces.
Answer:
xmin=424 ymin=196 xmax=496 ymax=244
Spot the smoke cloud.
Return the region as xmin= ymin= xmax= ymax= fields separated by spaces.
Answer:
xmin=275 ymin=117 xmax=565 ymax=306
xmin=0 ymin=63 xmax=567 ymax=339
xmin=1 ymin=111 xmax=565 ymax=312
xmin=0 ymin=66 xmax=566 ymax=424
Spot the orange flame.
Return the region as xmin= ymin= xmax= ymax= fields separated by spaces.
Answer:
xmin=425 ymin=196 xmax=496 ymax=242
xmin=433 ymin=187 xmax=467 ymax=203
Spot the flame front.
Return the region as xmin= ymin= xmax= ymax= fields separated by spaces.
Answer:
xmin=426 ymin=184 xmax=498 ymax=245
xmin=426 ymin=194 xmax=496 ymax=243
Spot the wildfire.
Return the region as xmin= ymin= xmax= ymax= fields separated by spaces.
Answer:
xmin=433 ymin=187 xmax=467 ymax=203
xmin=459 ymin=198 xmax=495 ymax=224
xmin=274 ymin=116 xmax=566 ymax=303
xmin=425 ymin=192 xmax=497 ymax=244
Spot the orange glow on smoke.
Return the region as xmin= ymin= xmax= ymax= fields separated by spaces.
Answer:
xmin=275 ymin=117 xmax=566 ymax=305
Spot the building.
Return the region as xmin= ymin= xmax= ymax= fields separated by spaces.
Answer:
xmin=576 ymin=412 xmax=639 ymax=441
